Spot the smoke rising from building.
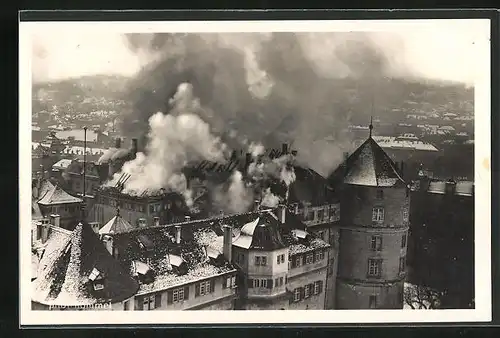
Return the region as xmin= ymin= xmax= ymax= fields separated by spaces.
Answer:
xmin=119 ymin=32 xmax=405 ymax=176
xmin=106 ymin=83 xmax=229 ymax=206
xmin=212 ymin=170 xmax=254 ymax=214
xmin=261 ymin=188 xmax=281 ymax=208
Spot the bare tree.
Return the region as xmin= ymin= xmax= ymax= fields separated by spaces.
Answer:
xmin=404 ymin=283 xmax=442 ymax=309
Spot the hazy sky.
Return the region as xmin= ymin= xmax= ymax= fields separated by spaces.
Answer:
xmin=27 ymin=20 xmax=488 ymax=85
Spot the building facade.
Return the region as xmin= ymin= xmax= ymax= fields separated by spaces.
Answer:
xmin=328 ymin=130 xmax=410 ymax=309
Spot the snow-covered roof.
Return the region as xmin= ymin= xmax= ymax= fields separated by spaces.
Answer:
xmin=99 ymin=213 xmax=134 ymax=235
xmin=37 ymin=184 xmax=83 ymax=206
xmin=32 ymin=223 xmax=139 ymax=306
xmin=372 ymin=136 xmax=438 ymax=152
xmin=52 ymin=159 xmax=73 ymax=170
xmin=329 ymin=137 xmax=405 ymax=187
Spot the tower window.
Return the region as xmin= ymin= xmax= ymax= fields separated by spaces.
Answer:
xmin=399 ymin=256 xmax=406 ymax=273
xmin=369 ymin=295 xmax=377 ymax=309
xmin=376 ymin=189 xmax=384 ymax=199
xmin=401 ymin=234 xmax=407 ymax=248
xmin=372 ymin=207 xmax=385 ymax=222
xmin=370 ymin=236 xmax=383 ymax=251
xmin=403 ymin=208 xmax=409 ymax=222
xmin=367 ymin=258 xmax=382 ymax=277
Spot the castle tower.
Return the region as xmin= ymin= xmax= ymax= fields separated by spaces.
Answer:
xmin=328 ymin=122 xmax=410 ymax=309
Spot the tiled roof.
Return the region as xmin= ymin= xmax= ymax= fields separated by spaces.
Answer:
xmin=52 ymin=159 xmax=73 ymax=170
xmin=32 ymin=223 xmax=139 ymax=306
xmin=37 ymin=184 xmax=83 ymax=206
xmin=99 ymin=214 xmax=135 ymax=235
xmin=328 ymin=137 xmax=405 ymax=187
xmin=55 ymin=129 xmax=99 ymax=142
xmin=111 ymin=208 xmax=327 ymax=294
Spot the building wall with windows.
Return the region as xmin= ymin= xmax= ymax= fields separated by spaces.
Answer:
xmin=287 ymin=261 xmax=327 ymax=310
xmin=132 ymin=272 xmax=237 ymax=311
xmin=336 ymin=185 xmax=409 ymax=309
xmin=336 ymin=281 xmax=404 ymax=309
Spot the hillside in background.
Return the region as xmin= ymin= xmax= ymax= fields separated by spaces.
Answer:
xmin=32 ymin=74 xmax=130 ymax=113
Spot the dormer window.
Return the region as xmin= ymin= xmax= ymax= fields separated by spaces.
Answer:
xmin=89 ymin=267 xmax=101 ymax=282
xmin=89 ymin=267 xmax=105 ymax=291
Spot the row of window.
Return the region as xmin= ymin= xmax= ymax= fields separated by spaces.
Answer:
xmin=250 ymin=276 xmax=285 ymax=289
xmin=49 ymin=205 xmax=79 ymax=214
xmin=302 ymin=205 xmax=339 ymax=223
xmin=367 ymin=256 xmax=406 ymax=277
xmin=135 ymin=275 xmax=236 ymax=310
xmin=254 ymin=253 xmax=286 ymax=266
xmin=370 ymin=234 xmax=407 ymax=251
xmin=372 ymin=207 xmax=409 ymax=223
xmin=292 ymin=280 xmax=324 ymax=302
xmin=290 ymin=250 xmax=325 ymax=269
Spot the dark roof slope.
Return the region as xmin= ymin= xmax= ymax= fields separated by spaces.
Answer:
xmin=32 ymin=223 xmax=139 ymax=306
xmin=328 ymin=137 xmax=405 ymax=187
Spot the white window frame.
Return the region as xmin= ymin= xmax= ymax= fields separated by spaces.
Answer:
xmin=315 ymin=251 xmax=324 ymax=261
xmin=173 ymin=288 xmax=184 ymax=303
xmin=371 ymin=236 xmax=382 ymax=251
xmin=368 ymin=259 xmax=382 ymax=277
xmin=305 ymin=253 xmax=313 ymax=264
xmin=260 ymin=279 xmax=267 ymax=288
xmin=294 ymin=288 xmax=301 ymax=302
xmin=200 ymin=281 xmax=211 ymax=296
xmin=372 ymin=207 xmax=385 ymax=222
xmin=314 ymin=281 xmax=320 ymax=295
xmin=231 ymin=276 xmax=236 ymax=288
xmin=253 ymin=279 xmax=260 ymax=288
xmin=304 ymin=285 xmax=310 ymax=298
xmin=403 ymin=208 xmax=409 ymax=221
xmin=143 ymin=295 xmax=155 ymax=310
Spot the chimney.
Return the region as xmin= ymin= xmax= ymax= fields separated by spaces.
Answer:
xmin=115 ymin=138 xmax=121 ymax=149
xmin=40 ymin=218 xmax=50 ymax=243
xmin=277 ymin=204 xmax=286 ymax=224
xmin=131 ymin=138 xmax=138 ymax=156
xmin=445 ymin=179 xmax=456 ymax=195
xmin=50 ymin=214 xmax=60 ymax=228
xmin=254 ymin=199 xmax=260 ymax=211
xmin=153 ymin=216 xmax=160 ymax=226
xmin=230 ymin=150 xmax=238 ymax=161
xmin=223 ymin=225 xmax=233 ymax=263
xmin=138 ymin=218 xmax=147 ymax=227
xmin=245 ymin=152 xmax=252 ymax=170
xmin=185 ymin=215 xmax=191 ymax=222
xmin=282 ymin=143 xmax=289 ymax=155
xmin=175 ymin=225 xmax=182 ymax=244
xmin=102 ymin=235 xmax=114 ymax=256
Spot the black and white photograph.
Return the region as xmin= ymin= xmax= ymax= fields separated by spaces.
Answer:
xmin=19 ymin=18 xmax=491 ymax=325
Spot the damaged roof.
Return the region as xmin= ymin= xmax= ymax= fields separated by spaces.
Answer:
xmin=328 ymin=137 xmax=405 ymax=188
xmin=32 ymin=223 xmax=139 ymax=306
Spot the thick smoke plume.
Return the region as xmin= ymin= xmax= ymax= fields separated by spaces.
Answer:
xmin=261 ymin=188 xmax=281 ymax=208
xmin=212 ymin=170 xmax=254 ymax=214
xmin=107 ymin=83 xmax=228 ymax=206
xmin=120 ymin=32 xmax=402 ymax=176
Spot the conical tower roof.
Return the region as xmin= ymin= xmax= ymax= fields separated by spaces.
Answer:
xmin=329 ymin=137 xmax=404 ymax=188
xmin=32 ymin=222 xmax=139 ymax=306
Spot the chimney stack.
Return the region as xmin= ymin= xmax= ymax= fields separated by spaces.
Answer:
xmin=245 ymin=152 xmax=252 ymax=171
xmin=153 ymin=216 xmax=160 ymax=227
xmin=223 ymin=225 xmax=233 ymax=263
xmin=184 ymin=216 xmax=191 ymax=222
xmin=282 ymin=143 xmax=289 ymax=155
xmin=254 ymin=199 xmax=260 ymax=211
xmin=50 ymin=214 xmax=60 ymax=228
xmin=277 ymin=204 xmax=286 ymax=224
xmin=131 ymin=138 xmax=138 ymax=156
xmin=175 ymin=225 xmax=182 ymax=244
xmin=115 ymin=138 xmax=121 ymax=149
xmin=40 ymin=218 xmax=50 ymax=243
xmin=138 ymin=218 xmax=147 ymax=227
